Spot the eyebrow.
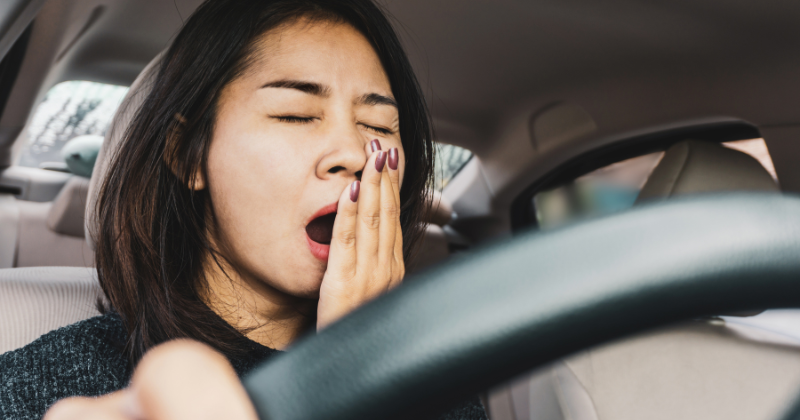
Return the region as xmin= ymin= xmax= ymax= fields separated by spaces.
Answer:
xmin=261 ymin=79 xmax=397 ymax=109
xmin=358 ymin=93 xmax=398 ymax=109
xmin=260 ymin=79 xmax=331 ymax=96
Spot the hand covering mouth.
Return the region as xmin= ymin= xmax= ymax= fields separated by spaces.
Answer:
xmin=306 ymin=212 xmax=336 ymax=245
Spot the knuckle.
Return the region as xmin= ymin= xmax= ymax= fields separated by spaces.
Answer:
xmin=381 ymin=203 xmax=399 ymax=218
xmin=337 ymin=230 xmax=357 ymax=247
xmin=366 ymin=173 xmax=382 ymax=187
xmin=339 ymin=205 xmax=357 ymax=218
xmin=360 ymin=213 xmax=381 ymax=230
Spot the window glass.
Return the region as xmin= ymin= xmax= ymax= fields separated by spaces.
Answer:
xmin=434 ymin=143 xmax=473 ymax=191
xmin=535 ymin=152 xmax=664 ymax=229
xmin=533 ymin=138 xmax=777 ymax=229
xmin=723 ymin=138 xmax=777 ymax=181
xmin=16 ymin=81 xmax=129 ymax=169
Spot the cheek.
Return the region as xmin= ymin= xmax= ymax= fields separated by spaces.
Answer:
xmin=208 ymin=135 xmax=294 ymax=203
xmin=205 ymin=123 xmax=306 ymax=250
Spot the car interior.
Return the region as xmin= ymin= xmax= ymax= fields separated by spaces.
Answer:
xmin=4 ymin=1 xmax=800 ymax=419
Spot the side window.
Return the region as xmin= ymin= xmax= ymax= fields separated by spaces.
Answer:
xmin=535 ymin=152 xmax=664 ymax=229
xmin=534 ymin=138 xmax=777 ymax=229
xmin=434 ymin=143 xmax=472 ymax=191
xmin=16 ymin=81 xmax=129 ymax=170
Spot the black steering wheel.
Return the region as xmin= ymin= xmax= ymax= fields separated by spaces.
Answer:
xmin=242 ymin=193 xmax=800 ymax=420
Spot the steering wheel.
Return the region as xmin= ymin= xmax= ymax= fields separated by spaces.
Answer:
xmin=242 ymin=193 xmax=800 ymax=420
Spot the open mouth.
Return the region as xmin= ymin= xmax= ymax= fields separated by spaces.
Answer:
xmin=305 ymin=212 xmax=336 ymax=245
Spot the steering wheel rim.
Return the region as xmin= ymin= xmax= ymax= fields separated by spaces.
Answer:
xmin=244 ymin=193 xmax=800 ymax=420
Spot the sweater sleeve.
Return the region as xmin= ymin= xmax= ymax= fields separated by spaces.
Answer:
xmin=0 ymin=314 xmax=131 ymax=420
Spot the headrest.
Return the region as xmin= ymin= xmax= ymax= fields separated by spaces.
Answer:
xmin=62 ymin=135 xmax=103 ymax=178
xmin=636 ymin=140 xmax=778 ymax=204
xmin=48 ymin=175 xmax=90 ymax=237
xmin=84 ymin=53 xmax=163 ymax=249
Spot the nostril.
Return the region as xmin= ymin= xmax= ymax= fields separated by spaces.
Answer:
xmin=355 ymin=170 xmax=362 ymax=180
xmin=328 ymin=166 xmax=345 ymax=174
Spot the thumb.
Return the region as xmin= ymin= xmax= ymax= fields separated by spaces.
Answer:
xmin=131 ymin=339 xmax=258 ymax=420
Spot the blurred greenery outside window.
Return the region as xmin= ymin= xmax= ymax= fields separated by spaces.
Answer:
xmin=434 ymin=143 xmax=472 ymax=191
xmin=17 ymin=81 xmax=129 ymax=169
xmin=534 ymin=138 xmax=777 ymax=229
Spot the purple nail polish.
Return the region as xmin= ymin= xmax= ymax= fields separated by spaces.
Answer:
xmin=375 ymin=151 xmax=387 ymax=172
xmin=370 ymin=139 xmax=382 ymax=152
xmin=350 ymin=181 xmax=360 ymax=202
xmin=388 ymin=148 xmax=398 ymax=170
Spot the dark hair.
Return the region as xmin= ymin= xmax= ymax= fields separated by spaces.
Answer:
xmin=95 ymin=0 xmax=434 ymax=364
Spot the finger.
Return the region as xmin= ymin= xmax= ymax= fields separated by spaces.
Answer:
xmin=44 ymin=393 xmax=129 ymax=420
xmin=326 ymin=180 xmax=360 ymax=281
xmin=388 ymin=148 xmax=405 ymax=288
xmin=387 ymin=147 xmax=401 ymax=207
xmin=391 ymin=223 xmax=405 ymax=289
xmin=355 ymin=148 xmax=386 ymax=272
xmin=132 ymin=339 xmax=257 ymax=420
xmin=377 ymin=162 xmax=398 ymax=294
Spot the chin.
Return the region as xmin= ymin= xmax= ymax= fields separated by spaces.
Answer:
xmin=279 ymin=262 xmax=325 ymax=299
xmin=287 ymin=276 xmax=324 ymax=299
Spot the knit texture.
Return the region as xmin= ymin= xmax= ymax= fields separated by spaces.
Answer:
xmin=0 ymin=313 xmax=487 ymax=419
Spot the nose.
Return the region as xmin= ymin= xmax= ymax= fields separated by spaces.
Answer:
xmin=316 ymin=131 xmax=369 ymax=181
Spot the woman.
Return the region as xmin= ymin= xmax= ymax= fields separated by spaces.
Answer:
xmin=0 ymin=1 xmax=487 ymax=419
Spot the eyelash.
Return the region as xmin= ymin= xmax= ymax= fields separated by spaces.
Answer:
xmin=274 ymin=116 xmax=393 ymax=135
xmin=275 ymin=116 xmax=314 ymax=124
xmin=362 ymin=124 xmax=393 ymax=135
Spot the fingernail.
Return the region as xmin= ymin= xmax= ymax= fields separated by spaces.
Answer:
xmin=370 ymin=139 xmax=382 ymax=152
xmin=388 ymin=148 xmax=398 ymax=170
xmin=375 ymin=151 xmax=387 ymax=172
xmin=350 ymin=180 xmax=360 ymax=202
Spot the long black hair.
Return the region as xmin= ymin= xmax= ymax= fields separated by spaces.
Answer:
xmin=95 ymin=0 xmax=434 ymax=364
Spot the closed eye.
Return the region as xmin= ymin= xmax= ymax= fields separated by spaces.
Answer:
xmin=361 ymin=123 xmax=393 ymax=135
xmin=273 ymin=116 xmax=316 ymax=124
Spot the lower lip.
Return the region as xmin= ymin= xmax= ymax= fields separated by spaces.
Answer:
xmin=306 ymin=234 xmax=330 ymax=261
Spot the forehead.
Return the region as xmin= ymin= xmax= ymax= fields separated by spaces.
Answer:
xmin=242 ymin=18 xmax=392 ymax=94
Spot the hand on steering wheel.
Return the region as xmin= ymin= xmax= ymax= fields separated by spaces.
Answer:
xmin=44 ymin=340 xmax=256 ymax=420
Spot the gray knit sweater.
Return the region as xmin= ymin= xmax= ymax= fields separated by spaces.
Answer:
xmin=0 ymin=313 xmax=487 ymax=420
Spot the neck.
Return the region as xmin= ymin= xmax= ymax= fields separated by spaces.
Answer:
xmin=201 ymin=256 xmax=315 ymax=350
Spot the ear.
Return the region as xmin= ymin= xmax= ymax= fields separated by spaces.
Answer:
xmin=165 ymin=113 xmax=206 ymax=191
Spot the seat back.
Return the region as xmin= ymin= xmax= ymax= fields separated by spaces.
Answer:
xmin=0 ymin=267 xmax=101 ymax=354
xmin=636 ymin=139 xmax=779 ymax=203
xmin=14 ymin=175 xmax=95 ymax=267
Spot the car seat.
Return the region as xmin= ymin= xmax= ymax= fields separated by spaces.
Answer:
xmin=0 ymin=54 xmax=160 ymax=353
xmin=488 ymin=139 xmax=800 ymax=420
xmin=0 ymin=133 xmax=103 ymax=268
xmin=0 ymin=173 xmax=95 ymax=268
xmin=0 ymin=266 xmax=102 ymax=353
xmin=13 ymin=174 xmax=95 ymax=267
